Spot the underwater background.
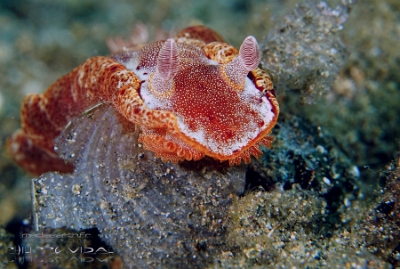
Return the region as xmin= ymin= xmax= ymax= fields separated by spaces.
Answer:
xmin=0 ymin=0 xmax=399 ymax=268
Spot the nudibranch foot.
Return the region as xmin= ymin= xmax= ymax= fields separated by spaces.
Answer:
xmin=8 ymin=25 xmax=279 ymax=175
xmin=8 ymin=56 xmax=142 ymax=175
xmin=139 ymin=128 xmax=204 ymax=163
xmin=7 ymin=130 xmax=74 ymax=175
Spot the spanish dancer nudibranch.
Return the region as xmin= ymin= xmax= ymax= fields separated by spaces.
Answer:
xmin=8 ymin=25 xmax=279 ymax=175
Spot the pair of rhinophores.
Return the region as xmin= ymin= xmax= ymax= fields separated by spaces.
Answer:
xmin=8 ymin=25 xmax=279 ymax=175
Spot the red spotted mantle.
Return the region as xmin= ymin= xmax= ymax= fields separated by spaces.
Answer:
xmin=8 ymin=25 xmax=279 ymax=175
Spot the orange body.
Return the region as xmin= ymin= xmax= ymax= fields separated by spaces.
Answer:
xmin=8 ymin=26 xmax=279 ymax=175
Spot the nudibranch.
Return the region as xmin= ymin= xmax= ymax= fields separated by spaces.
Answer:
xmin=8 ymin=25 xmax=279 ymax=175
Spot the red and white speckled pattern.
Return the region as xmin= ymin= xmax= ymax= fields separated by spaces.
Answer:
xmin=8 ymin=25 xmax=279 ymax=174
